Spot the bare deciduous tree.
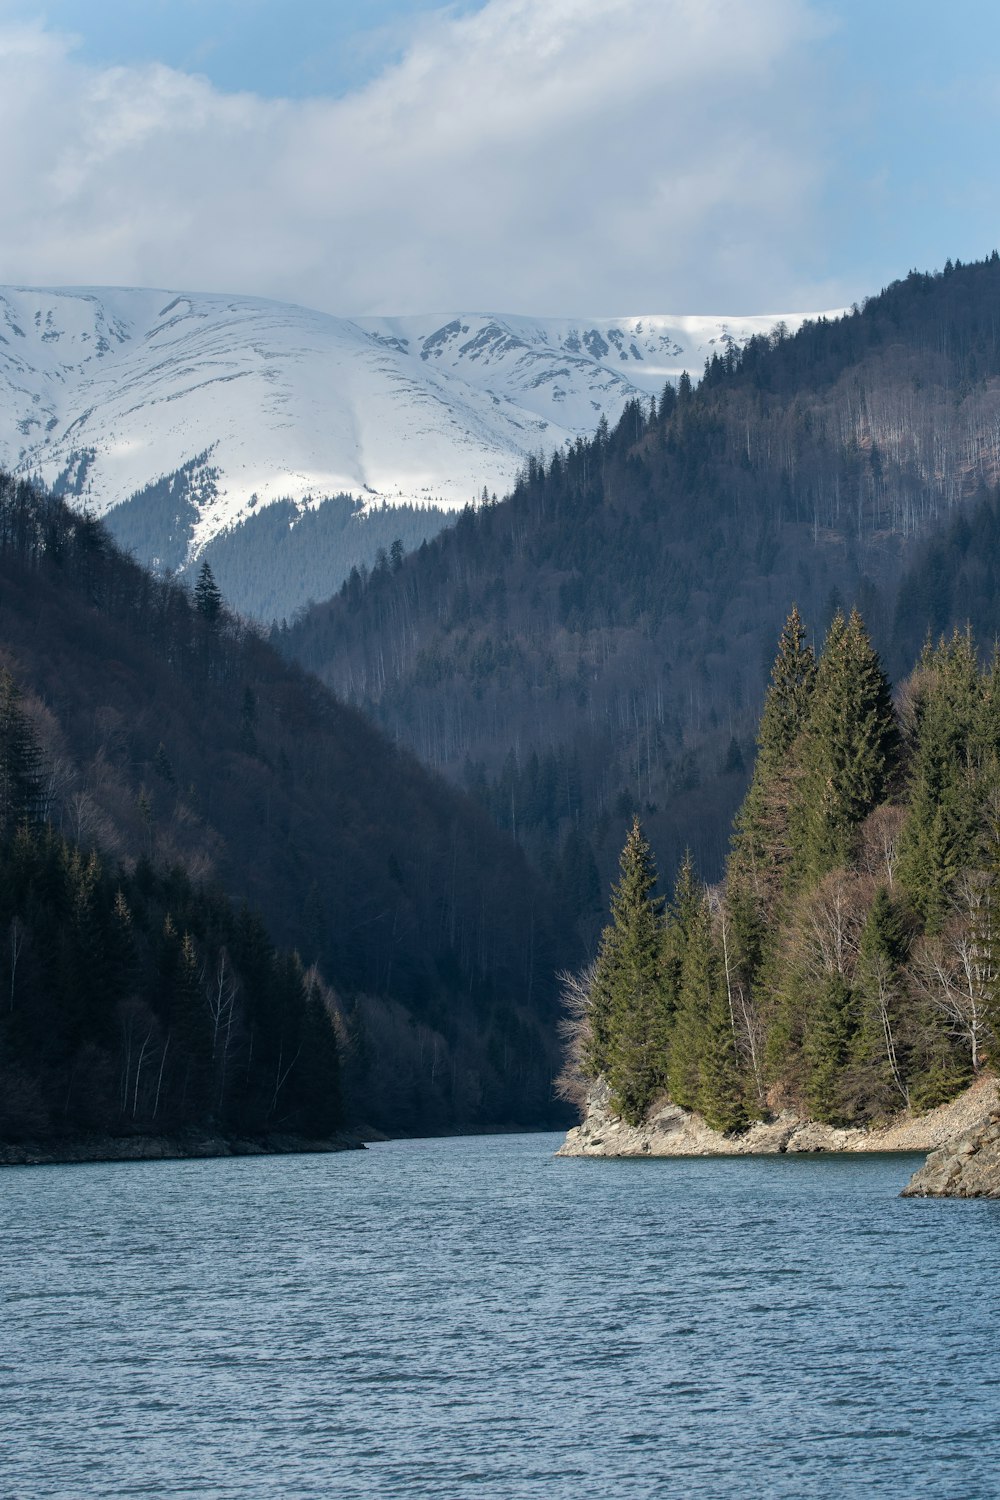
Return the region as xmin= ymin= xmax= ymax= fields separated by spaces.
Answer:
xmin=913 ymin=872 xmax=997 ymax=1073
xmin=798 ymin=870 xmax=868 ymax=983
xmin=554 ymin=962 xmax=595 ymax=1107
xmin=859 ymin=803 xmax=907 ymax=890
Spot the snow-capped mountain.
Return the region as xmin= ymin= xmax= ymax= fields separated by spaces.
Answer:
xmin=0 ymin=285 xmax=828 ymax=539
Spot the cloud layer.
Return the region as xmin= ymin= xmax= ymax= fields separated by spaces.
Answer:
xmin=0 ymin=0 xmax=838 ymax=314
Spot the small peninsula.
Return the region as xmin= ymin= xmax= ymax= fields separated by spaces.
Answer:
xmin=559 ymin=1073 xmax=999 ymax=1161
xmin=558 ymin=609 xmax=1000 ymax=1196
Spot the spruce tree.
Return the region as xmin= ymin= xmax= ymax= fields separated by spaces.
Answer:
xmin=661 ymin=851 xmax=702 ymax=1010
xmin=666 ymin=894 xmax=712 ymax=1112
xmin=792 ymin=609 xmax=897 ymax=887
xmin=584 ymin=817 xmax=666 ymax=1124
xmin=697 ymin=974 xmax=749 ymax=1133
xmin=756 ymin=605 xmax=818 ymax=770
xmin=898 ymin=630 xmax=981 ymax=929
xmin=804 ymin=972 xmax=857 ymax=1124
xmin=727 ymin=606 xmax=816 ymax=969
xmin=194 ymin=561 xmax=222 ymax=622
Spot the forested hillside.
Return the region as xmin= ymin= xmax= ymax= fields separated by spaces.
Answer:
xmin=285 ymin=255 xmax=1000 ymax=927
xmin=0 ymin=689 xmax=340 ymax=1144
xmin=0 ymin=474 xmax=572 ymax=1137
xmin=570 ymin=610 xmax=1000 ymax=1131
xmin=102 ymin=465 xmax=452 ymax=623
xmin=891 ymin=485 xmax=1000 ymax=673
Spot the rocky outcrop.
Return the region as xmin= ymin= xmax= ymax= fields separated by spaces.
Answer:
xmin=557 ymin=1074 xmax=1000 ymax=1158
xmin=901 ymin=1115 xmax=1000 ymax=1197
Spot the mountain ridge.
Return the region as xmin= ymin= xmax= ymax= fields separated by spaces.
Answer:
xmin=0 ymin=284 xmax=828 ymax=571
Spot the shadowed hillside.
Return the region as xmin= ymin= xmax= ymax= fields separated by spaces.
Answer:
xmin=0 ymin=474 xmax=573 ymax=1135
xmin=285 ymin=255 xmax=1000 ymax=928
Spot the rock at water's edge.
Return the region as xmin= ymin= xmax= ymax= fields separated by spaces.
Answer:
xmin=557 ymin=1075 xmax=1000 ymax=1160
xmin=901 ymin=1116 xmax=1000 ymax=1198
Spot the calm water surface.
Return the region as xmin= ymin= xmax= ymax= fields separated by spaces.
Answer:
xmin=2 ymin=1136 xmax=999 ymax=1499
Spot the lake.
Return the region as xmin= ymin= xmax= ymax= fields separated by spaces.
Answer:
xmin=2 ymin=1135 xmax=998 ymax=1498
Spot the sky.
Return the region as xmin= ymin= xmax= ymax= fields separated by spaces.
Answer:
xmin=0 ymin=0 xmax=997 ymax=317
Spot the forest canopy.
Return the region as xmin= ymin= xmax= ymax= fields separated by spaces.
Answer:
xmin=568 ymin=608 xmax=1000 ymax=1131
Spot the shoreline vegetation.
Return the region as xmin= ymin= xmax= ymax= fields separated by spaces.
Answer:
xmin=558 ymin=607 xmax=1000 ymax=1196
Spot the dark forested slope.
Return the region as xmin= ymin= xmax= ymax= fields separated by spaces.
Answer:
xmin=285 ymin=255 xmax=1000 ymax=919
xmin=0 ymin=476 xmax=572 ymax=1135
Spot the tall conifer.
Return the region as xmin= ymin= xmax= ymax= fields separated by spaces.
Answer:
xmin=727 ymin=606 xmax=816 ymax=982
xmin=666 ymin=894 xmax=712 ymax=1112
xmin=898 ymin=630 xmax=981 ymax=929
xmin=792 ymin=609 xmax=897 ymax=887
xmin=585 ymin=817 xmax=666 ymax=1124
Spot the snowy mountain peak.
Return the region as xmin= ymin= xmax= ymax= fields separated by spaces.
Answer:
xmin=0 ymin=285 xmax=835 ymax=572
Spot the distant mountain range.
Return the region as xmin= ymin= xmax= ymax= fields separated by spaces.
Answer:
xmin=0 ymin=285 xmax=826 ymax=613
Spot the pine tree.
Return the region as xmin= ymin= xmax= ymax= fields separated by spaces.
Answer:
xmin=697 ymin=969 xmax=749 ymax=1133
xmin=194 ymin=560 xmax=222 ymax=622
xmin=666 ymin=895 xmax=713 ymax=1111
xmin=792 ymin=609 xmax=897 ymax=887
xmin=804 ymin=973 xmax=857 ymax=1124
xmin=728 ymin=607 xmax=816 ymax=951
xmin=898 ymin=630 xmax=981 ymax=929
xmin=584 ymin=817 xmax=666 ymax=1124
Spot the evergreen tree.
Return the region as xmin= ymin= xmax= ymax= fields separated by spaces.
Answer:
xmin=665 ymin=882 xmax=743 ymax=1128
xmin=792 ymin=610 xmax=898 ymax=887
xmin=697 ymin=965 xmax=749 ymax=1133
xmin=804 ymin=973 xmax=857 ymax=1124
xmin=295 ymin=972 xmax=342 ymax=1136
xmin=194 ymin=560 xmax=222 ymax=622
xmin=727 ymin=606 xmax=816 ymax=982
xmin=665 ymin=894 xmax=712 ymax=1112
xmin=756 ymin=605 xmax=818 ymax=770
xmin=898 ymin=630 xmax=981 ymax=929
xmin=584 ymin=817 xmax=666 ymax=1124
xmin=152 ymin=743 xmax=175 ymax=784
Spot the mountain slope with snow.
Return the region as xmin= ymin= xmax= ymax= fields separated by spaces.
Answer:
xmin=0 ymin=286 xmax=833 ymax=613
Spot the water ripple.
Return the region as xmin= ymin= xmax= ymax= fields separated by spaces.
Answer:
xmin=1 ymin=1139 xmax=999 ymax=1498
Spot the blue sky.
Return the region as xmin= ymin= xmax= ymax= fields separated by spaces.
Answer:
xmin=0 ymin=0 xmax=997 ymax=316
xmin=0 ymin=1 xmax=488 ymax=97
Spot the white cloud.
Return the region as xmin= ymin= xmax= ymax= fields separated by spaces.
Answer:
xmin=0 ymin=0 xmax=837 ymax=313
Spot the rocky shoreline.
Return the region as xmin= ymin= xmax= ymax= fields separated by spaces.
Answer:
xmin=557 ymin=1075 xmax=1000 ymax=1166
xmin=901 ymin=1114 xmax=1000 ymax=1198
xmin=0 ymin=1130 xmax=366 ymax=1167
